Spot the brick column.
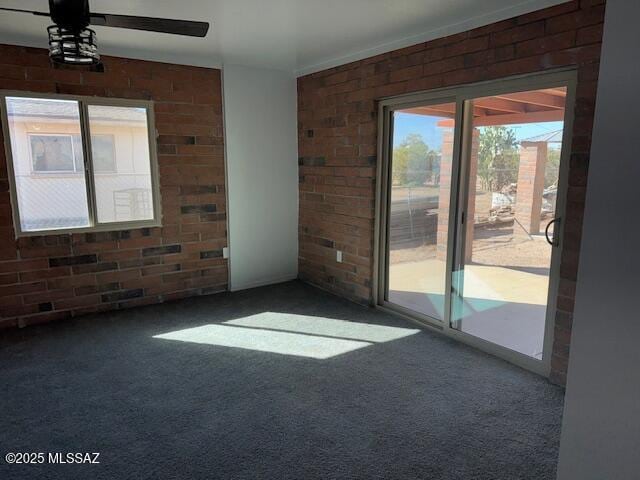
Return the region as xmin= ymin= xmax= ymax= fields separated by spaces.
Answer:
xmin=436 ymin=127 xmax=479 ymax=263
xmin=436 ymin=128 xmax=454 ymax=261
xmin=515 ymin=141 xmax=547 ymax=235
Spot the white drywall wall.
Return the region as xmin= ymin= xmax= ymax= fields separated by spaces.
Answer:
xmin=556 ymin=1 xmax=640 ymax=478
xmin=222 ymin=64 xmax=298 ymax=291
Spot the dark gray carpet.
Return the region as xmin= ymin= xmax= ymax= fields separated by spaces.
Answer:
xmin=0 ymin=280 xmax=564 ymax=479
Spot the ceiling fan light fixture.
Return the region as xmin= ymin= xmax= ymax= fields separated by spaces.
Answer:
xmin=1 ymin=0 xmax=209 ymax=68
xmin=47 ymin=25 xmax=100 ymax=65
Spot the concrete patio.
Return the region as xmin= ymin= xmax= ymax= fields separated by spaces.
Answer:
xmin=389 ymin=246 xmax=550 ymax=359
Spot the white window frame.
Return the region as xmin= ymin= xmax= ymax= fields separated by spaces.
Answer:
xmin=0 ymin=91 xmax=162 ymax=237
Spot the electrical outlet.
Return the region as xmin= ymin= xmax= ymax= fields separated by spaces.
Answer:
xmin=222 ymin=247 xmax=229 ymax=259
xmin=336 ymin=250 xmax=343 ymax=263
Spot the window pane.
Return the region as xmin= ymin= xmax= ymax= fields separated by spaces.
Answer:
xmin=451 ymin=87 xmax=568 ymax=360
xmin=87 ymin=105 xmax=154 ymax=223
xmin=5 ymin=97 xmax=90 ymax=232
xmin=387 ymin=103 xmax=456 ymax=321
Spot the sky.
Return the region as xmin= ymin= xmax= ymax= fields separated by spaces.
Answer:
xmin=392 ymin=112 xmax=564 ymax=150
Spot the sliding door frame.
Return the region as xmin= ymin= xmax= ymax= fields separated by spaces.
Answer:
xmin=373 ymin=68 xmax=578 ymax=377
xmin=374 ymin=92 xmax=462 ymax=328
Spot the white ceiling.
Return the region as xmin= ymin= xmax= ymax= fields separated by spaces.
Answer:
xmin=0 ymin=0 xmax=566 ymax=76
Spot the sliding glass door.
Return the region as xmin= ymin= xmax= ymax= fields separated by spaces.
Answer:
xmin=386 ymin=102 xmax=457 ymax=321
xmin=377 ymin=72 xmax=574 ymax=374
xmin=451 ymin=87 xmax=568 ymax=361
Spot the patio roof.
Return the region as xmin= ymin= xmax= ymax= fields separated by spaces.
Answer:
xmin=402 ymin=87 xmax=567 ymax=127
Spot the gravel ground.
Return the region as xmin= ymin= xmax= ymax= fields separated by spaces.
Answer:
xmin=390 ymin=224 xmax=552 ymax=270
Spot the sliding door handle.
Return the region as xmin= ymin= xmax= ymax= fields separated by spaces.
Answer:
xmin=545 ymin=217 xmax=561 ymax=247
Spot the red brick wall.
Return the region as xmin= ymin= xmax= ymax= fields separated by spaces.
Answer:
xmin=0 ymin=44 xmax=228 ymax=329
xmin=297 ymin=0 xmax=605 ymax=384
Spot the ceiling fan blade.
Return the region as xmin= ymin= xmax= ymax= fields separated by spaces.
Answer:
xmin=89 ymin=13 xmax=209 ymax=37
xmin=0 ymin=7 xmax=50 ymax=17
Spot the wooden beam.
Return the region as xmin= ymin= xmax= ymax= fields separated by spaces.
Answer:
xmin=403 ymin=105 xmax=455 ymax=117
xmin=403 ymin=105 xmax=488 ymax=118
xmin=437 ymin=109 xmax=565 ymax=127
xmin=540 ymin=88 xmax=567 ymax=97
xmin=473 ymin=97 xmax=526 ymax=114
xmin=496 ymin=91 xmax=566 ymax=109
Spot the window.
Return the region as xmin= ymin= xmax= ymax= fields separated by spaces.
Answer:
xmin=90 ymin=135 xmax=116 ymax=173
xmin=1 ymin=94 xmax=160 ymax=235
xmin=30 ymin=134 xmax=77 ymax=173
xmin=29 ymin=133 xmax=115 ymax=174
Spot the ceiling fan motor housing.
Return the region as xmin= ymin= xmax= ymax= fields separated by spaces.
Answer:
xmin=49 ymin=0 xmax=91 ymax=31
xmin=48 ymin=0 xmax=100 ymax=65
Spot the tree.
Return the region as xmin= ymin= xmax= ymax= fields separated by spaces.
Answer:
xmin=392 ymin=133 xmax=436 ymax=187
xmin=477 ymin=126 xmax=519 ymax=191
xmin=545 ymin=147 xmax=561 ymax=188
xmin=392 ymin=143 xmax=410 ymax=185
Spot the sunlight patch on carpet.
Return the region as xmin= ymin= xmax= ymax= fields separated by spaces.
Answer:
xmin=154 ymin=313 xmax=420 ymax=359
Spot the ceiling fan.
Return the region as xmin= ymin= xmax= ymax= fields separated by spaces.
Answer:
xmin=0 ymin=0 xmax=210 ymax=66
